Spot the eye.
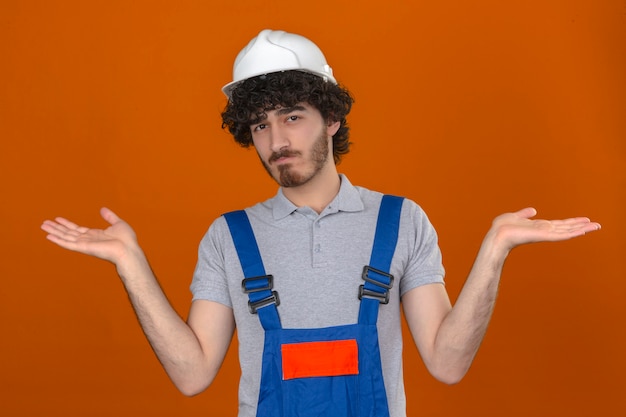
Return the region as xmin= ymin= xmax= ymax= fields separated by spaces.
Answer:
xmin=287 ymin=115 xmax=299 ymax=122
xmin=252 ymin=123 xmax=267 ymax=132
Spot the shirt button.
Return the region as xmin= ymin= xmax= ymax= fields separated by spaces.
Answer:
xmin=314 ymin=244 xmax=321 ymax=253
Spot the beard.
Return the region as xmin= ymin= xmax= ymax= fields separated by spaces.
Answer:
xmin=259 ymin=128 xmax=330 ymax=188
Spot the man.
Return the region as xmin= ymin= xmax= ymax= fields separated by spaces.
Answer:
xmin=41 ymin=29 xmax=600 ymax=417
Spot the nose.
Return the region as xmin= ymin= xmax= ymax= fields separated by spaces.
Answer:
xmin=268 ymin=124 xmax=290 ymax=153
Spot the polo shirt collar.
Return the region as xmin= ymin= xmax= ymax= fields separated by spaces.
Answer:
xmin=272 ymin=174 xmax=365 ymax=220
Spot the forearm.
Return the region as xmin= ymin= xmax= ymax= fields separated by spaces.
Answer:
xmin=406 ymin=208 xmax=599 ymax=384
xmin=116 ymin=249 xmax=217 ymax=395
xmin=430 ymin=234 xmax=508 ymax=383
xmin=40 ymin=210 xmax=230 ymax=395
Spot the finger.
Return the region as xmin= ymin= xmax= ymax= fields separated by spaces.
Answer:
xmin=41 ymin=219 xmax=73 ymax=236
xmin=41 ymin=221 xmax=80 ymax=242
xmin=547 ymin=218 xmax=602 ymax=234
xmin=570 ymin=222 xmax=601 ymax=234
xmin=545 ymin=218 xmax=591 ymax=229
xmin=54 ymin=217 xmax=89 ymax=234
xmin=45 ymin=232 xmax=86 ymax=252
xmin=514 ymin=207 xmax=537 ymax=219
xmin=41 ymin=220 xmax=63 ymax=236
xmin=54 ymin=217 xmax=78 ymax=229
xmin=100 ymin=207 xmax=122 ymax=225
xmin=545 ymin=220 xmax=601 ymax=240
xmin=551 ymin=216 xmax=591 ymax=224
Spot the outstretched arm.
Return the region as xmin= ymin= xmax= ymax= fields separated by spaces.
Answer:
xmin=41 ymin=208 xmax=234 ymax=396
xmin=403 ymin=207 xmax=601 ymax=384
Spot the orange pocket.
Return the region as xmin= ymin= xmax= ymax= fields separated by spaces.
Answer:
xmin=281 ymin=339 xmax=359 ymax=380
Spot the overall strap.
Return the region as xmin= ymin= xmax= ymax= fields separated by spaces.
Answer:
xmin=358 ymin=195 xmax=404 ymax=325
xmin=223 ymin=210 xmax=281 ymax=330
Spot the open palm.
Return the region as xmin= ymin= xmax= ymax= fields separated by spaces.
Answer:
xmin=41 ymin=207 xmax=139 ymax=265
xmin=491 ymin=207 xmax=601 ymax=252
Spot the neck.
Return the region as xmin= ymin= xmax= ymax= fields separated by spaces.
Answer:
xmin=282 ymin=165 xmax=341 ymax=214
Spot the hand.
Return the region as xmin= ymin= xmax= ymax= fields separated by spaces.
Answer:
xmin=41 ymin=207 xmax=141 ymax=266
xmin=489 ymin=207 xmax=601 ymax=253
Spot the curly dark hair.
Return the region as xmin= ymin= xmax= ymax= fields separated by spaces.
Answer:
xmin=221 ymin=70 xmax=354 ymax=164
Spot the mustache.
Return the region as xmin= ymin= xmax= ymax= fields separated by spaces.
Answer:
xmin=269 ymin=149 xmax=301 ymax=163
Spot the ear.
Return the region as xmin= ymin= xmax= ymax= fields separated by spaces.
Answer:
xmin=326 ymin=120 xmax=341 ymax=137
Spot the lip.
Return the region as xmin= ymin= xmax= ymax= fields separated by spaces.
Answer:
xmin=274 ymin=156 xmax=294 ymax=164
xmin=270 ymin=153 xmax=298 ymax=165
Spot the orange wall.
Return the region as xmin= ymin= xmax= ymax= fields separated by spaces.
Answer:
xmin=1 ymin=1 xmax=624 ymax=416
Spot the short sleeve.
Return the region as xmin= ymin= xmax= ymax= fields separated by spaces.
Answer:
xmin=190 ymin=216 xmax=233 ymax=307
xmin=398 ymin=200 xmax=445 ymax=296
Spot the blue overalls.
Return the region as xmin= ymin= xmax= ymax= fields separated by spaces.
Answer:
xmin=224 ymin=195 xmax=404 ymax=417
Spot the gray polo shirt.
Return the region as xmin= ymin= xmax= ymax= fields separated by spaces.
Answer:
xmin=191 ymin=174 xmax=445 ymax=417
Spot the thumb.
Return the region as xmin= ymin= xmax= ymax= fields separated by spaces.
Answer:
xmin=515 ymin=207 xmax=537 ymax=219
xmin=100 ymin=207 xmax=122 ymax=225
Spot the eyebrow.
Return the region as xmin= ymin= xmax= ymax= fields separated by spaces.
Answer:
xmin=250 ymin=105 xmax=308 ymax=125
xmin=273 ymin=105 xmax=307 ymax=116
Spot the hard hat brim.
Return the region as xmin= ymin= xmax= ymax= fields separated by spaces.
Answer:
xmin=222 ymin=68 xmax=337 ymax=98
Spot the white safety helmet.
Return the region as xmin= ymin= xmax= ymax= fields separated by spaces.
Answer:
xmin=222 ymin=29 xmax=337 ymax=98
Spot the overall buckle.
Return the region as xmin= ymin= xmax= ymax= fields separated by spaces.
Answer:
xmin=358 ymin=266 xmax=394 ymax=304
xmin=242 ymin=275 xmax=274 ymax=293
xmin=248 ymin=291 xmax=280 ymax=314
xmin=242 ymin=275 xmax=280 ymax=314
